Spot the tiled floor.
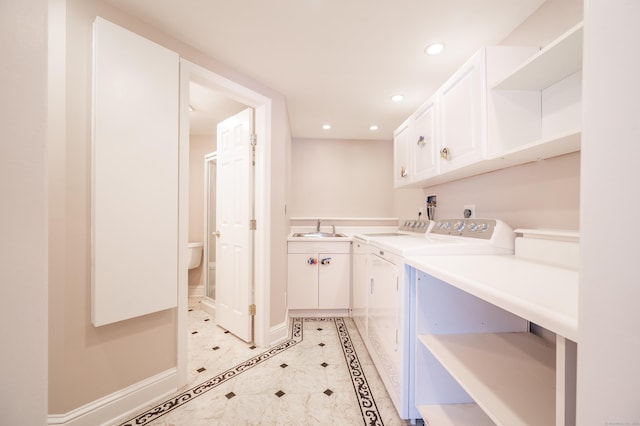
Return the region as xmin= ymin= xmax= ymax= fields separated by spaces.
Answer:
xmin=116 ymin=301 xmax=412 ymax=425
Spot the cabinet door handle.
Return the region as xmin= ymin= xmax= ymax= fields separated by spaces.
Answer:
xmin=440 ymin=147 xmax=451 ymax=159
xmin=417 ymin=135 xmax=426 ymax=147
xmin=307 ymin=257 xmax=317 ymax=265
xmin=320 ymin=257 xmax=331 ymax=265
xmin=370 ymin=277 xmax=374 ymax=295
xmin=400 ymin=166 xmax=407 ymax=178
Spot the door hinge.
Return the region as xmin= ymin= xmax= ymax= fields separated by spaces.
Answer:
xmin=249 ymin=219 xmax=257 ymax=230
xmin=249 ymin=304 xmax=256 ymax=316
xmin=250 ymin=134 xmax=257 ymax=166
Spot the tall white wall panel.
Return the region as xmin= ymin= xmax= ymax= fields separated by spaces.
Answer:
xmin=92 ymin=17 xmax=179 ymax=326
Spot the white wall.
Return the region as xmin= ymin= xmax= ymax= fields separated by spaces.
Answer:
xmin=0 ymin=0 xmax=49 ymax=423
xmin=578 ymin=0 xmax=640 ymax=423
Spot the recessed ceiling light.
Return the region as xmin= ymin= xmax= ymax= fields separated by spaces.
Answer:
xmin=369 ymin=125 xmax=379 ymax=131
xmin=322 ymin=124 xmax=331 ymax=130
xmin=424 ymin=42 xmax=445 ymax=56
xmin=391 ymin=94 xmax=404 ymax=102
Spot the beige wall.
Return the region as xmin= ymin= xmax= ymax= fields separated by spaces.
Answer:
xmin=289 ymin=138 xmax=395 ymax=218
xmin=0 ymin=0 xmax=49 ymax=423
xmin=421 ymin=152 xmax=580 ymax=229
xmin=49 ymin=0 xmax=289 ymax=414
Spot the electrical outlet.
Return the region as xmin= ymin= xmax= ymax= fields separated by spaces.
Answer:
xmin=463 ymin=204 xmax=475 ymax=218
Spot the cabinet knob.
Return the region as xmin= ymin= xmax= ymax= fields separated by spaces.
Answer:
xmin=320 ymin=257 xmax=332 ymax=265
xmin=400 ymin=166 xmax=407 ymax=178
xmin=214 ymin=230 xmax=221 ymax=237
xmin=440 ymin=147 xmax=451 ymax=159
xmin=307 ymin=257 xmax=317 ymax=265
xmin=417 ymin=135 xmax=426 ymax=147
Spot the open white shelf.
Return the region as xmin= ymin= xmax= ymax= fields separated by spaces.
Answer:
xmin=418 ymin=403 xmax=494 ymax=426
xmin=418 ymin=332 xmax=556 ymax=426
xmin=493 ymin=22 xmax=583 ymax=91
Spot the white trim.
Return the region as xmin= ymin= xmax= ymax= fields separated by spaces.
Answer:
xmin=269 ymin=319 xmax=289 ymax=346
xmin=47 ymin=368 xmax=177 ymax=426
xmin=177 ymin=58 xmax=272 ymax=387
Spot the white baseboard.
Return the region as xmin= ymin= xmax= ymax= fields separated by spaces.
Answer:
xmin=187 ymin=284 xmax=204 ymax=298
xmin=268 ymin=319 xmax=289 ymax=346
xmin=48 ymin=368 xmax=178 ymax=426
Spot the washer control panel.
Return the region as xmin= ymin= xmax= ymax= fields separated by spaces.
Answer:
xmin=398 ymin=219 xmax=431 ymax=234
xmin=430 ymin=218 xmax=496 ymax=240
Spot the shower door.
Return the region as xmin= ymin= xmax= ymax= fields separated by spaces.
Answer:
xmin=204 ymin=153 xmax=217 ymax=302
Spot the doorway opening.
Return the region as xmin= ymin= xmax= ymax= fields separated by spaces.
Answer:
xmin=178 ymin=59 xmax=272 ymax=387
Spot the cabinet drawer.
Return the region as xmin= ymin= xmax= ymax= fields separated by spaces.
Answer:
xmin=288 ymin=241 xmax=351 ymax=254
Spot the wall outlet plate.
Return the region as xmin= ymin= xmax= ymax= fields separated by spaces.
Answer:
xmin=463 ymin=204 xmax=475 ymax=218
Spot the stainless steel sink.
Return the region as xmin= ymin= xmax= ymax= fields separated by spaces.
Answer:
xmin=292 ymin=232 xmax=347 ymax=238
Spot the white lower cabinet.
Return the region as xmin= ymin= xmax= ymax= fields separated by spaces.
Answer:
xmin=287 ymin=241 xmax=350 ymax=310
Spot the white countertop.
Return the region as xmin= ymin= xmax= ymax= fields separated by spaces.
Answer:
xmin=405 ymin=254 xmax=579 ymax=342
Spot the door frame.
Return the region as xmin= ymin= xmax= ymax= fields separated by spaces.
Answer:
xmin=178 ymin=59 xmax=272 ymax=387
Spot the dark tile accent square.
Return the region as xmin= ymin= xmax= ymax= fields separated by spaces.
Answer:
xmin=275 ymin=390 xmax=285 ymax=398
xmin=280 ymin=363 xmax=288 ymax=368
xmin=188 ymin=309 xmax=193 ymax=312
xmin=249 ymin=345 xmax=256 ymax=350
xmin=321 ymin=362 xmax=328 ymax=368
xmin=224 ymin=331 xmax=230 ymax=334
xmin=204 ymin=318 xmax=210 ymax=322
xmin=191 ymin=331 xmax=198 ymax=335
xmin=225 ymin=392 xmax=236 ymax=399
xmin=212 ymin=346 xmax=220 ymax=351
xmin=196 ymin=367 xmax=206 ymax=373
xmin=319 ymin=343 xmax=325 ymax=347
xmin=324 ymin=389 xmax=333 ymax=396
xmin=317 ymin=328 xmax=323 ymax=331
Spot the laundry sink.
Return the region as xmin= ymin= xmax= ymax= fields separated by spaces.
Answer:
xmin=292 ymin=232 xmax=347 ymax=238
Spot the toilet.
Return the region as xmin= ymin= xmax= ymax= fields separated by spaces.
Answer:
xmin=187 ymin=242 xmax=203 ymax=269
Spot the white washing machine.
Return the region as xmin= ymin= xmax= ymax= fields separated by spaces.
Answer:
xmin=354 ymin=218 xmax=515 ymax=420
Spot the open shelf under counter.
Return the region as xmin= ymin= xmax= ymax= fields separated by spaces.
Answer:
xmin=492 ymin=22 xmax=583 ymax=91
xmin=418 ymin=332 xmax=556 ymax=426
xmin=418 ymin=403 xmax=494 ymax=426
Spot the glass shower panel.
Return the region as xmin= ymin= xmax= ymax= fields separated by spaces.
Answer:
xmin=206 ymin=158 xmax=217 ymax=300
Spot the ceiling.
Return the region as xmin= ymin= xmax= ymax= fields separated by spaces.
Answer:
xmin=104 ymin=0 xmax=546 ymax=140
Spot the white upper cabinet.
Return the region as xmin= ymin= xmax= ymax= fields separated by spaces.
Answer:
xmin=393 ymin=23 xmax=583 ymax=188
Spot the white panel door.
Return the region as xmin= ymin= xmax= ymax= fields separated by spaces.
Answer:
xmin=91 ymin=17 xmax=179 ymax=326
xmin=216 ymin=108 xmax=254 ymax=342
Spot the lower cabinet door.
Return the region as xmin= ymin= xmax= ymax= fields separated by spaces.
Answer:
xmin=318 ymin=253 xmax=350 ymax=309
xmin=368 ymin=253 xmax=400 ymax=399
xmin=287 ymin=253 xmax=319 ymax=309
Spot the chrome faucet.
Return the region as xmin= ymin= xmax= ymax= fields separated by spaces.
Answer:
xmin=316 ymin=218 xmax=321 ymax=232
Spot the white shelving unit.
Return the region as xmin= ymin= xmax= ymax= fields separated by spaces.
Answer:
xmin=492 ymin=22 xmax=583 ymax=91
xmin=409 ymin=230 xmax=579 ymax=425
xmin=394 ymin=22 xmax=584 ymax=190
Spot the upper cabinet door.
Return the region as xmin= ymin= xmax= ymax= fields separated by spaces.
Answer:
xmin=92 ymin=17 xmax=179 ymax=326
xmin=438 ymin=50 xmax=487 ymax=174
xmin=393 ymin=118 xmax=411 ymax=188
xmin=412 ymin=97 xmax=438 ymax=181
